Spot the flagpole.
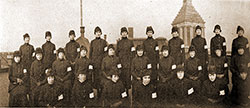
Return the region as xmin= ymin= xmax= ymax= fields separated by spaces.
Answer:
xmin=80 ymin=0 xmax=83 ymax=26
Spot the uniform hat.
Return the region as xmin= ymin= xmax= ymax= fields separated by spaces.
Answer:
xmin=120 ymin=27 xmax=128 ymax=35
xmin=107 ymin=44 xmax=115 ymax=50
xmin=161 ymin=45 xmax=169 ymax=52
xmin=45 ymin=31 xmax=52 ymax=38
xmin=136 ymin=45 xmax=144 ymax=51
xmin=69 ymin=30 xmax=75 ymax=36
xmin=142 ymin=69 xmax=152 ymax=76
xmin=57 ymin=48 xmax=65 ymax=54
xmin=13 ymin=51 xmax=21 ymax=57
xmin=94 ymin=26 xmax=102 ymax=34
xmin=213 ymin=25 xmax=221 ymax=33
xmin=176 ymin=65 xmax=184 ymax=72
xmin=208 ymin=65 xmax=216 ymax=74
xmin=195 ymin=25 xmax=202 ymax=31
xmin=146 ymin=26 xmax=154 ymax=34
xmin=171 ymin=26 xmax=179 ymax=34
xmin=45 ymin=68 xmax=54 ymax=77
xmin=237 ymin=26 xmax=244 ymax=34
xmin=80 ymin=45 xmax=88 ymax=52
xmin=23 ymin=33 xmax=30 ymax=39
xmin=189 ymin=45 xmax=196 ymax=52
xmin=35 ymin=47 xmax=43 ymax=54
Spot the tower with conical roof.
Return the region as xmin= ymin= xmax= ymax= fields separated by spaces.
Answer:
xmin=172 ymin=0 xmax=205 ymax=47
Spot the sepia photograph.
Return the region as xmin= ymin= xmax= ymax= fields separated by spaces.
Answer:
xmin=0 ymin=0 xmax=250 ymax=107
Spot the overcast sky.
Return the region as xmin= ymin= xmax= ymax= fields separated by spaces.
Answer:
xmin=0 ymin=0 xmax=250 ymax=52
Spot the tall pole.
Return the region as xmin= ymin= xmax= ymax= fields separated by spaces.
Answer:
xmin=80 ymin=0 xmax=83 ymax=26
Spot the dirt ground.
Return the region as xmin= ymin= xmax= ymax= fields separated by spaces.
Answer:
xmin=0 ymin=72 xmax=9 ymax=106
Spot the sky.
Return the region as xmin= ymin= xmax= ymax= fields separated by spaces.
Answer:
xmin=0 ymin=0 xmax=250 ymax=52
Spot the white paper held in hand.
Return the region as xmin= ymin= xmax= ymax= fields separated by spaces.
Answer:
xmin=147 ymin=64 xmax=152 ymax=69
xmin=155 ymin=46 xmax=159 ymax=51
xmin=58 ymin=94 xmax=63 ymax=100
xmin=152 ymin=92 xmax=157 ymax=99
xmin=204 ymin=45 xmax=208 ymax=49
xmin=188 ymin=88 xmax=194 ymax=95
xmin=224 ymin=63 xmax=228 ymax=68
xmin=131 ymin=47 xmax=136 ymax=51
xmin=104 ymin=47 xmax=108 ymax=51
xmin=223 ymin=42 xmax=226 ymax=46
xmin=117 ymin=64 xmax=122 ymax=69
xmin=32 ymin=52 xmax=35 ymax=57
xmin=53 ymin=50 xmax=57 ymax=54
xmin=89 ymin=92 xmax=94 ymax=98
xmin=67 ymin=67 xmax=72 ymax=72
xmin=89 ymin=65 xmax=93 ymax=70
xmin=181 ymin=44 xmax=185 ymax=48
xmin=198 ymin=66 xmax=202 ymax=71
xmin=121 ymin=92 xmax=127 ymax=98
xmin=219 ymin=90 xmax=225 ymax=96
xmin=77 ymin=48 xmax=80 ymax=52
xmin=23 ymin=69 xmax=27 ymax=73
xmin=172 ymin=65 xmax=176 ymax=70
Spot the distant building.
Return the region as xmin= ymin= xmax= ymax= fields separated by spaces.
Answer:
xmin=172 ymin=0 xmax=205 ymax=51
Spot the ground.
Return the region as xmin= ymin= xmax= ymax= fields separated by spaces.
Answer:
xmin=0 ymin=72 xmax=9 ymax=106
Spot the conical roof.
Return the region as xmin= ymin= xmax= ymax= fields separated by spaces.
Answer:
xmin=172 ymin=0 xmax=205 ymax=25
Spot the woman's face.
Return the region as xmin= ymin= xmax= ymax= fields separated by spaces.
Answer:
xmin=196 ymin=29 xmax=202 ymax=35
xmin=137 ymin=50 xmax=144 ymax=57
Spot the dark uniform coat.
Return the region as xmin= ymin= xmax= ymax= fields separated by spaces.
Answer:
xmin=52 ymin=59 xmax=72 ymax=103
xmin=30 ymin=60 xmax=47 ymax=106
xmin=102 ymin=80 xmax=127 ymax=107
xmin=38 ymin=83 xmax=64 ymax=107
xmin=42 ymin=41 xmax=56 ymax=69
xmin=131 ymin=56 xmax=150 ymax=79
xmin=71 ymin=80 xmax=94 ymax=107
xmin=168 ymin=37 xmax=185 ymax=65
xmin=230 ymin=54 xmax=250 ymax=85
xmin=74 ymin=57 xmax=92 ymax=81
xmin=231 ymin=36 xmax=250 ymax=57
xmin=157 ymin=56 xmax=175 ymax=100
xmin=184 ymin=57 xmax=202 ymax=95
xmin=116 ymin=37 xmax=134 ymax=89
xmin=89 ymin=37 xmax=108 ymax=69
xmin=101 ymin=55 xmax=120 ymax=78
xmin=209 ymin=56 xmax=229 ymax=85
xmin=143 ymin=37 xmax=159 ymax=82
xmin=234 ymin=75 xmax=250 ymax=105
xmin=210 ymin=34 xmax=227 ymax=57
xmin=65 ymin=40 xmax=80 ymax=63
xmin=89 ymin=37 xmax=107 ymax=88
xmin=8 ymin=62 xmax=29 ymax=107
xmin=133 ymin=81 xmax=156 ymax=108
xmin=230 ymin=53 xmax=250 ymax=105
xmin=19 ymin=43 xmax=34 ymax=70
xmin=201 ymin=79 xmax=228 ymax=104
xmin=158 ymin=56 xmax=175 ymax=82
xmin=191 ymin=35 xmax=208 ymax=67
xmin=170 ymin=77 xmax=193 ymax=104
